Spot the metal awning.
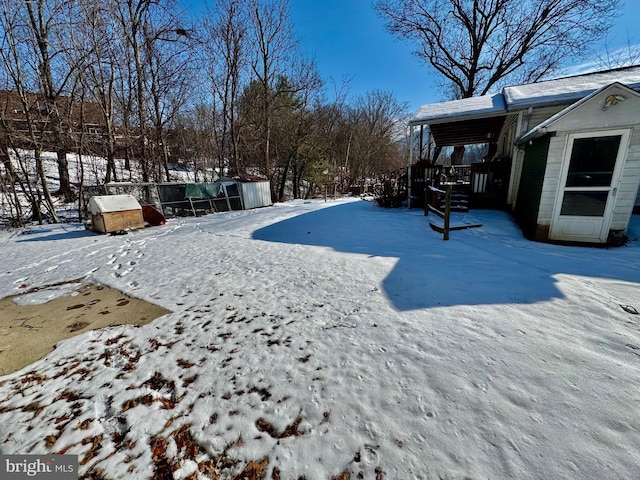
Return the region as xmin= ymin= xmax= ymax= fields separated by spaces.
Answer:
xmin=429 ymin=115 xmax=507 ymax=147
xmin=410 ymin=93 xmax=508 ymax=147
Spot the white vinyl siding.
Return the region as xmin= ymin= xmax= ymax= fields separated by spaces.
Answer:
xmin=611 ymin=128 xmax=640 ymax=229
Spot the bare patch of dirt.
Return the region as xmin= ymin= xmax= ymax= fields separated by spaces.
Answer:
xmin=0 ymin=280 xmax=171 ymax=375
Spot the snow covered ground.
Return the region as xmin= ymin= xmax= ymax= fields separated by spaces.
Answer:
xmin=1 ymin=198 xmax=639 ymax=479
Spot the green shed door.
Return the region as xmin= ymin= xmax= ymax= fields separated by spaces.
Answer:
xmin=514 ymin=136 xmax=550 ymax=238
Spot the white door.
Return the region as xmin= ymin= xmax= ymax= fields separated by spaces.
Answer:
xmin=550 ymin=130 xmax=630 ymax=243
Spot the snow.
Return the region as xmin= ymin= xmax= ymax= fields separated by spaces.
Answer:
xmin=11 ymin=283 xmax=81 ymax=306
xmin=516 ymin=81 xmax=640 ymax=145
xmin=503 ymin=65 xmax=640 ymax=110
xmin=1 ymin=198 xmax=640 ymax=479
xmin=410 ymin=65 xmax=640 ymax=125
xmin=410 ymin=93 xmax=506 ymax=125
xmin=0 ymin=151 xmax=199 ymax=223
xmin=88 ymin=195 xmax=142 ymax=214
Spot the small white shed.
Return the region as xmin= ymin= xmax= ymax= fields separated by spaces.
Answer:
xmin=88 ymin=195 xmax=144 ymax=234
xmin=514 ymin=82 xmax=640 ymax=244
xmin=235 ymin=175 xmax=273 ymax=209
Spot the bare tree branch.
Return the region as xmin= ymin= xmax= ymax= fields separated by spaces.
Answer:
xmin=376 ymin=0 xmax=621 ymax=99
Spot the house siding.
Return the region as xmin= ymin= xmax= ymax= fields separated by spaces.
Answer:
xmin=611 ymin=127 xmax=640 ymax=229
xmin=523 ymin=106 xmax=565 ymax=132
xmin=497 ymin=114 xmax=518 ymax=157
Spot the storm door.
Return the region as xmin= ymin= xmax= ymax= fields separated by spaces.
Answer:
xmin=550 ymin=130 xmax=630 ymax=243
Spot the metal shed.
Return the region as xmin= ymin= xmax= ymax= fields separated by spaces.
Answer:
xmin=87 ymin=194 xmax=144 ymax=234
xmin=235 ymin=175 xmax=273 ymax=209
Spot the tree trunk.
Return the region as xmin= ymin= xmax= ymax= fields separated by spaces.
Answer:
xmin=451 ymin=145 xmax=465 ymax=165
xmin=56 ymin=148 xmax=75 ymax=202
xmin=277 ymin=156 xmax=291 ymax=202
xmin=0 ymin=147 xmax=24 ymax=226
xmin=35 ymin=148 xmax=59 ymax=223
xmin=291 ymin=162 xmax=299 ymax=199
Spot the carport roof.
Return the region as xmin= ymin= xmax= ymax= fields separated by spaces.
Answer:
xmin=409 ymin=65 xmax=640 ymax=147
xmin=409 ymin=93 xmax=506 ymax=126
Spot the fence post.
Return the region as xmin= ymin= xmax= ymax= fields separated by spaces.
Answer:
xmin=444 ymin=185 xmax=451 ymax=241
xmin=423 ymin=186 xmax=429 ymax=216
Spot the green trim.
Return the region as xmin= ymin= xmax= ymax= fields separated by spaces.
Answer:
xmin=515 ymin=136 xmax=551 ymax=238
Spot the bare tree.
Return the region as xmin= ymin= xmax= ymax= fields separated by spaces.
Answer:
xmin=346 ymin=91 xmax=407 ymax=185
xmin=0 ymin=0 xmax=59 ymax=223
xmin=23 ymin=0 xmax=82 ymax=202
xmin=145 ymin=22 xmax=195 ymax=182
xmin=270 ymin=70 xmax=322 ymax=201
xmin=595 ymin=39 xmax=640 ymax=71
xmin=72 ymin=0 xmax=121 ymax=183
xmin=109 ymin=0 xmax=188 ymax=183
xmin=247 ymin=0 xmax=298 ymax=199
xmin=202 ymin=0 xmax=249 ymax=176
xmin=375 ymin=0 xmax=621 ymax=99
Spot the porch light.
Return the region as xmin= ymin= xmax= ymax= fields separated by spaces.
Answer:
xmin=602 ymin=94 xmax=626 ymax=111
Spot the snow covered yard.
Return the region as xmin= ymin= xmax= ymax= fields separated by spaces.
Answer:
xmin=0 ymin=198 xmax=639 ymax=479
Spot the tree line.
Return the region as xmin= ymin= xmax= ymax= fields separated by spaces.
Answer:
xmin=0 ymin=0 xmax=408 ymax=226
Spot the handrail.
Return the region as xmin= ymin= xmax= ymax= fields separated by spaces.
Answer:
xmin=425 ymin=183 xmax=482 ymax=240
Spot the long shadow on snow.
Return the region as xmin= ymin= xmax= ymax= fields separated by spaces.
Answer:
xmin=17 ymin=227 xmax=96 ymax=242
xmin=252 ymin=201 xmax=640 ymax=310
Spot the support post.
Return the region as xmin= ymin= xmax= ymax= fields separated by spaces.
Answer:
xmin=424 ymin=186 xmax=429 ymax=216
xmin=222 ymin=184 xmax=232 ymax=211
xmin=444 ymin=185 xmax=451 ymax=241
xmin=407 ymin=125 xmax=414 ymax=208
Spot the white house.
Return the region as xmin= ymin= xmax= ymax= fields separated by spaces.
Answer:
xmin=409 ymin=65 xmax=640 ymax=245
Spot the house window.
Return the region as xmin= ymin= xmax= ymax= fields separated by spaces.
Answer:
xmin=560 ymin=134 xmax=622 ymax=217
xmin=565 ymin=135 xmax=620 ymax=187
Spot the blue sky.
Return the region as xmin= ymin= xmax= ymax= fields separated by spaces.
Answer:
xmin=290 ymin=0 xmax=640 ymax=112
xmin=184 ymin=0 xmax=640 ymax=113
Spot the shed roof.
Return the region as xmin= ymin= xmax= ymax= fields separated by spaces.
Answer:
xmin=88 ymin=195 xmax=141 ymax=214
xmin=233 ymin=174 xmax=270 ymax=183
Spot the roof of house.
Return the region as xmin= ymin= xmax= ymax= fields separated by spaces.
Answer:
xmin=516 ymin=81 xmax=640 ymax=145
xmin=410 ymin=64 xmax=640 ymax=126
xmin=503 ymin=65 xmax=640 ymax=110
xmin=0 ymin=90 xmax=105 ymax=126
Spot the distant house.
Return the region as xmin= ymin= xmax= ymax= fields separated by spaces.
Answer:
xmin=0 ymin=90 xmax=106 ymax=151
xmin=409 ymin=65 xmax=640 ymax=245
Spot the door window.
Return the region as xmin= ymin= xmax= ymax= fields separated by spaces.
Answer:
xmin=565 ymin=136 xmax=620 ymax=187
xmin=560 ymin=135 xmax=621 ymax=216
xmin=560 ymin=191 xmax=609 ymax=216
